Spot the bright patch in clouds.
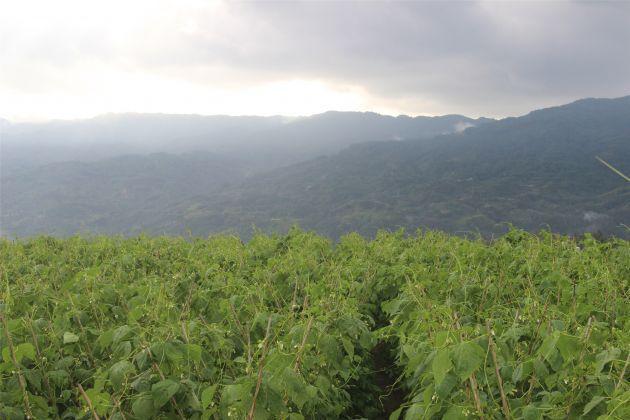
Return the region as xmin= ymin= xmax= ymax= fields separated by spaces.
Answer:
xmin=1 ymin=75 xmax=369 ymax=122
xmin=0 ymin=0 xmax=372 ymax=121
xmin=1 ymin=0 xmax=629 ymax=121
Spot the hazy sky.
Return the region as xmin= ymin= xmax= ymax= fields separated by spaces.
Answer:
xmin=1 ymin=0 xmax=629 ymax=122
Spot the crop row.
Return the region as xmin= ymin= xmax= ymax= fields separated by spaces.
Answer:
xmin=1 ymin=228 xmax=628 ymax=419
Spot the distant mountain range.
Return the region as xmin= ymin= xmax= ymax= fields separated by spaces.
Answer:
xmin=1 ymin=112 xmax=486 ymax=172
xmin=1 ymin=98 xmax=628 ymax=238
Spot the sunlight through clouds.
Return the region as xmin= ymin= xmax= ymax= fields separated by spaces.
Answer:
xmin=1 ymin=0 xmax=629 ymax=121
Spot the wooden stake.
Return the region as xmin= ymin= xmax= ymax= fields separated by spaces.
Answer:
xmin=77 ymin=383 xmax=100 ymax=420
xmin=1 ymin=313 xmax=33 ymax=419
xmin=453 ymin=312 xmax=484 ymax=419
xmin=615 ymin=353 xmax=629 ymax=391
xmin=486 ymin=321 xmax=511 ymax=418
xmin=248 ymin=317 xmax=273 ymax=420
xmin=28 ymin=318 xmax=58 ymax=417
xmin=294 ymin=317 xmax=314 ymax=373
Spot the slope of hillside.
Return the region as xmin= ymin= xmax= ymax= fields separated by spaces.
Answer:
xmin=0 ymin=112 xmax=485 ymax=237
xmin=0 ymin=152 xmax=249 ymax=236
xmin=0 ymin=114 xmax=282 ymax=172
xmin=1 ymin=97 xmax=628 ymax=239
xmin=233 ymin=111 xmax=487 ymax=166
xmin=165 ymin=96 xmax=630 ymax=238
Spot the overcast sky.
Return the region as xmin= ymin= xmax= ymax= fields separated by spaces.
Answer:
xmin=1 ymin=0 xmax=629 ymax=122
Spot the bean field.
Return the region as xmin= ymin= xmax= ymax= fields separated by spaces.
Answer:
xmin=0 ymin=229 xmax=628 ymax=419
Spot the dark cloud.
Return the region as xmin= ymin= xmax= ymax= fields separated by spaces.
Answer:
xmin=2 ymin=1 xmax=629 ymax=118
xmin=176 ymin=1 xmax=630 ymax=116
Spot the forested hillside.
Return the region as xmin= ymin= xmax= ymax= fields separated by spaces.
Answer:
xmin=1 ymin=112 xmax=480 ymax=172
xmin=1 ymin=112 xmax=486 ymax=237
xmin=168 ymin=97 xmax=630 ymax=239
xmin=1 ymin=97 xmax=628 ymax=239
xmin=0 ymin=229 xmax=628 ymax=418
xmin=1 ymin=153 xmax=249 ymax=237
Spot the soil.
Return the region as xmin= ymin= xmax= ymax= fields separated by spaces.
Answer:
xmin=371 ymin=340 xmax=405 ymax=418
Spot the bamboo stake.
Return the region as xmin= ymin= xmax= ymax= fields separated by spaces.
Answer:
xmin=28 ymin=318 xmax=58 ymax=416
xmin=615 ymin=353 xmax=629 ymax=391
xmin=453 ymin=312 xmax=484 ymax=419
xmin=294 ymin=317 xmax=314 ymax=373
xmin=228 ymin=300 xmax=252 ymax=369
xmin=579 ymin=316 xmax=595 ymax=364
xmin=469 ymin=374 xmax=484 ymax=419
xmin=77 ymin=383 xmax=100 ymax=420
xmin=0 ymin=313 xmax=33 ymax=419
xmin=596 ymin=156 xmax=630 ymax=182
xmin=112 ymin=395 xmax=128 ymax=420
xmin=247 ymin=317 xmax=273 ymax=420
xmin=528 ymin=298 xmax=550 ymax=355
xmin=486 ymin=321 xmax=511 ymax=418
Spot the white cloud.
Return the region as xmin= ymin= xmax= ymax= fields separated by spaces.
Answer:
xmin=1 ymin=0 xmax=629 ymax=121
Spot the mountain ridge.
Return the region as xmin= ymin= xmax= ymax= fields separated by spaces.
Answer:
xmin=0 ymin=111 xmax=486 ymax=172
xmin=1 ymin=96 xmax=628 ymax=239
xmin=164 ymin=96 xmax=630 ymax=238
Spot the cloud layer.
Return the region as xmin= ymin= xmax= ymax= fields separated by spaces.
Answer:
xmin=1 ymin=0 xmax=629 ymax=121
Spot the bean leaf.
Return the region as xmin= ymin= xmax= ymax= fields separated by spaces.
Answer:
xmin=63 ymin=332 xmax=80 ymax=344
xmin=151 ymin=379 xmax=180 ymax=408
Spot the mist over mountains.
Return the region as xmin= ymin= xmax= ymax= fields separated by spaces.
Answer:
xmin=1 ymin=97 xmax=628 ymax=239
xmin=1 ymin=112 xmax=484 ymax=172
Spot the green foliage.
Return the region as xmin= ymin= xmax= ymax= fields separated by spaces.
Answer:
xmin=0 ymin=228 xmax=628 ymax=418
xmin=381 ymin=230 xmax=629 ymax=419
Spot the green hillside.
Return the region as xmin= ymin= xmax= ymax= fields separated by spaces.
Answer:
xmin=172 ymin=97 xmax=630 ymax=239
xmin=1 ymin=112 xmax=488 ymax=238
xmin=1 ymin=97 xmax=628 ymax=239
xmin=1 ymin=153 xmax=249 ymax=237
xmin=0 ymin=228 xmax=628 ymax=419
